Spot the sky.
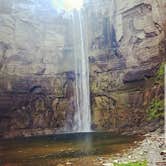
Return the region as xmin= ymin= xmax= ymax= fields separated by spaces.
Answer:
xmin=52 ymin=0 xmax=83 ymax=10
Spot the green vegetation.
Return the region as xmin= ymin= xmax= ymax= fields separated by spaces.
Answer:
xmin=146 ymin=99 xmax=164 ymax=120
xmin=114 ymin=161 xmax=147 ymax=166
xmin=155 ymin=62 xmax=165 ymax=84
xmin=146 ymin=62 xmax=165 ymax=120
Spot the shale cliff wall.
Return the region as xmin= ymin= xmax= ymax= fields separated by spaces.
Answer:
xmin=0 ymin=0 xmax=165 ymax=138
xmin=85 ymin=0 xmax=166 ymax=132
xmin=0 ymin=0 xmax=76 ymax=138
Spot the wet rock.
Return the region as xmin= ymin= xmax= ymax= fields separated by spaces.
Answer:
xmin=102 ymin=163 xmax=114 ymax=166
xmin=57 ymin=164 xmax=64 ymax=166
xmin=0 ymin=74 xmax=76 ymax=138
xmin=66 ymin=161 xmax=72 ymax=165
xmin=113 ymin=160 xmax=119 ymax=163
xmin=123 ymin=67 xmax=157 ymax=83
xmin=66 ymin=71 xmax=75 ymax=81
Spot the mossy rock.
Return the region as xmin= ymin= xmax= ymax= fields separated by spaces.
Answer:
xmin=114 ymin=161 xmax=147 ymax=166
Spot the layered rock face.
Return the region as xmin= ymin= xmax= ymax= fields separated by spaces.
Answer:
xmin=84 ymin=0 xmax=166 ymax=131
xmin=0 ymin=0 xmax=76 ymax=138
xmin=0 ymin=0 xmax=165 ymax=138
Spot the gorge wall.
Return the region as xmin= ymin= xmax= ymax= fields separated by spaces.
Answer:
xmin=0 ymin=0 xmax=77 ymax=138
xmin=85 ymin=0 xmax=166 ymax=132
xmin=0 ymin=0 xmax=165 ymax=138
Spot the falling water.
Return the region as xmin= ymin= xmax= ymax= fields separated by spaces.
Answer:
xmin=70 ymin=0 xmax=116 ymax=132
xmin=72 ymin=10 xmax=91 ymax=132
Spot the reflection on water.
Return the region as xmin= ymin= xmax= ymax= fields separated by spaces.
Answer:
xmin=0 ymin=132 xmax=143 ymax=166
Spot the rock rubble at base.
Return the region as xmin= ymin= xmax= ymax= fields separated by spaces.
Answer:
xmin=98 ymin=131 xmax=165 ymax=166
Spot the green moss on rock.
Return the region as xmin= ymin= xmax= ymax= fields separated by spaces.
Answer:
xmin=114 ymin=161 xmax=147 ymax=166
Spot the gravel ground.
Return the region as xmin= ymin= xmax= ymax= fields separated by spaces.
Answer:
xmin=100 ymin=130 xmax=165 ymax=166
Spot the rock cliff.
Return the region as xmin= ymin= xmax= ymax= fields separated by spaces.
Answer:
xmin=0 ymin=0 xmax=76 ymax=138
xmin=0 ymin=0 xmax=165 ymax=138
xmin=84 ymin=0 xmax=166 ymax=132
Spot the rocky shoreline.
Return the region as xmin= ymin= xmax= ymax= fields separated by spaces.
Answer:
xmin=55 ymin=130 xmax=165 ymax=166
xmin=98 ymin=130 xmax=165 ymax=166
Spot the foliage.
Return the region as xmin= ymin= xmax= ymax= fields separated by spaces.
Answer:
xmin=114 ymin=161 xmax=147 ymax=166
xmin=146 ymin=62 xmax=165 ymax=120
xmin=146 ymin=99 xmax=164 ymax=120
xmin=155 ymin=62 xmax=165 ymax=84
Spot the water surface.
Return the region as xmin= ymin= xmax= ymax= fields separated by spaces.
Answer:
xmin=0 ymin=132 xmax=143 ymax=166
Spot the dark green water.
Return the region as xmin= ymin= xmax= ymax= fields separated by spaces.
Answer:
xmin=0 ymin=132 xmax=142 ymax=166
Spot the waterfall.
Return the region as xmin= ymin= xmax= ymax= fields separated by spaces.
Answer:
xmin=72 ymin=10 xmax=91 ymax=132
xmin=67 ymin=0 xmax=115 ymax=132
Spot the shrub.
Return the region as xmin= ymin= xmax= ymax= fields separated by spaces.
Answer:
xmin=155 ymin=62 xmax=165 ymax=84
xmin=146 ymin=99 xmax=164 ymax=120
